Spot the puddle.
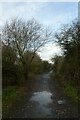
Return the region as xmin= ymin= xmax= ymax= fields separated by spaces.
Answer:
xmin=30 ymin=91 xmax=52 ymax=105
xmin=29 ymin=91 xmax=53 ymax=117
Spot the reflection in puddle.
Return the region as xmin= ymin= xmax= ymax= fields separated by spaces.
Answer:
xmin=30 ymin=91 xmax=53 ymax=117
xmin=30 ymin=91 xmax=52 ymax=105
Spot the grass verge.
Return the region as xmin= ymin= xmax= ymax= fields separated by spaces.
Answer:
xmin=64 ymin=83 xmax=80 ymax=102
xmin=2 ymin=74 xmax=37 ymax=118
xmin=2 ymin=86 xmax=23 ymax=117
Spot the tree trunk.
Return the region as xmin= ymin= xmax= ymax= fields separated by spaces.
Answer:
xmin=21 ymin=59 xmax=28 ymax=80
xmin=24 ymin=66 xmax=28 ymax=80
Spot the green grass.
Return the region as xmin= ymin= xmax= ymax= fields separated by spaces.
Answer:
xmin=64 ymin=83 xmax=79 ymax=102
xmin=2 ymin=74 xmax=36 ymax=117
xmin=2 ymin=86 xmax=18 ymax=116
xmin=3 ymin=85 xmax=27 ymax=117
xmin=2 ymin=80 xmax=35 ymax=117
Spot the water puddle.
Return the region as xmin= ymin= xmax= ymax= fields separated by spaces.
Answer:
xmin=29 ymin=91 xmax=53 ymax=117
xmin=30 ymin=91 xmax=52 ymax=105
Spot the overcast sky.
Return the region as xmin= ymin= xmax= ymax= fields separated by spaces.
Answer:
xmin=0 ymin=2 xmax=78 ymax=62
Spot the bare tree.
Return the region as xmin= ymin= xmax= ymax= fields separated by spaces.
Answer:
xmin=2 ymin=18 xmax=52 ymax=79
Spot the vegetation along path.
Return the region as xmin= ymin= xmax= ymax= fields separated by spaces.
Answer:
xmin=5 ymin=72 xmax=78 ymax=118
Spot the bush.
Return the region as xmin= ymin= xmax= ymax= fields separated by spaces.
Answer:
xmin=2 ymin=45 xmax=24 ymax=87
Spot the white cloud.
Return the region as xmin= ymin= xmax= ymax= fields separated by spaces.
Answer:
xmin=38 ymin=43 xmax=63 ymax=62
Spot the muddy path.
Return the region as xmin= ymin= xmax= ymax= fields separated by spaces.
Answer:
xmin=6 ymin=72 xmax=78 ymax=118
